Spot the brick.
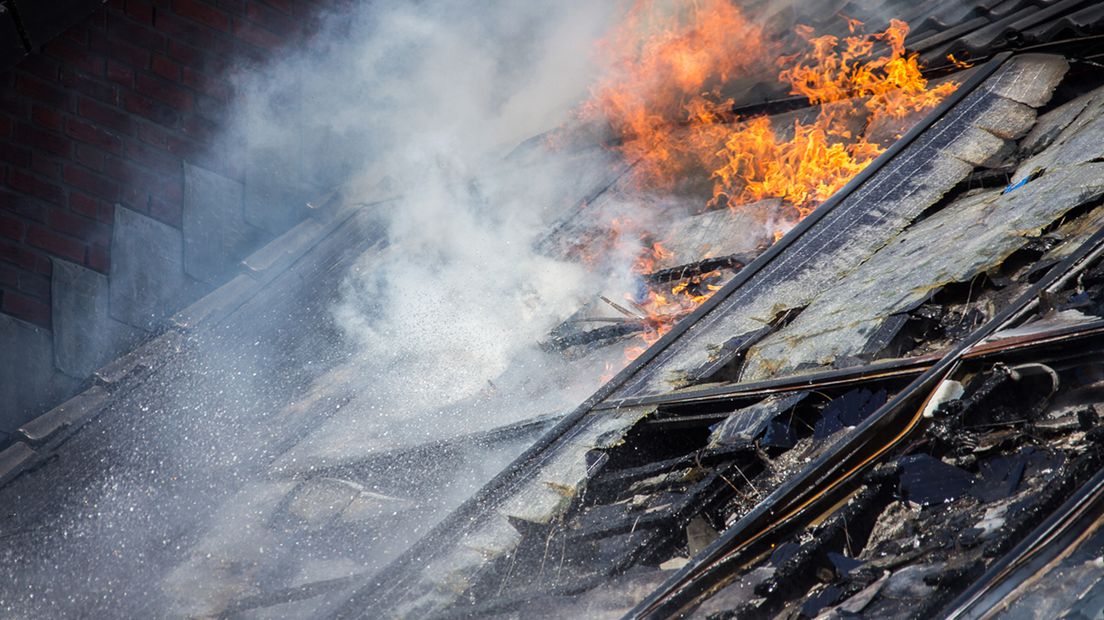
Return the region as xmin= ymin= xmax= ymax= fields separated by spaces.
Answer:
xmin=62 ymin=20 xmax=91 ymax=45
xmin=244 ymin=1 xmax=295 ymax=38
xmin=259 ymin=0 xmax=294 ymax=15
xmin=66 ymin=117 xmax=124 ymax=154
xmin=17 ymin=56 xmax=62 ymax=83
xmin=0 ymin=92 xmax=28 ymax=119
xmin=16 ymin=75 xmax=70 ymax=108
xmin=87 ymin=5 xmax=110 ymax=30
xmin=33 ymin=255 xmax=52 ymax=276
xmin=170 ymin=40 xmax=232 ymax=76
xmin=48 ymin=208 xmax=110 ymax=245
xmin=118 ymin=181 xmax=145 ymax=211
xmin=26 ymin=226 xmax=86 ymax=264
xmin=178 ymin=113 xmax=218 ymax=143
xmin=2 ymin=290 xmax=51 ymax=328
xmin=88 ymin=242 xmax=109 ymax=272
xmin=30 ymin=105 xmax=63 ymax=131
xmin=193 ymin=92 xmax=229 ymax=125
xmin=136 ymin=73 xmax=193 ymax=111
xmin=89 ymin=30 xmax=150 ymax=70
xmin=30 ymin=152 xmax=61 ymax=181
xmin=121 ymin=164 xmax=184 ymax=213
xmin=138 ymin=122 xmax=200 ymax=159
xmin=180 ymin=66 xmax=230 ymax=101
xmin=63 ymin=165 xmax=120 ymax=202
xmin=100 ymin=151 xmax=132 ymax=182
xmin=74 ymin=144 xmax=106 ymax=173
xmin=104 ymin=151 xmax=130 ymax=178
xmin=77 ymin=97 xmax=133 ymax=135
xmin=152 ymin=54 xmax=180 ymax=80
xmin=9 ymin=169 xmax=65 ymax=206
xmin=0 ymin=213 xmax=22 ymax=240
xmin=128 ymin=164 xmax=183 ymax=202
xmin=44 ymin=38 xmax=105 ymax=77
xmin=157 ymin=14 xmax=235 ymax=56
xmin=16 ymin=123 xmax=70 ymax=157
xmin=106 ymin=60 xmax=134 ymax=87
xmin=0 ymin=191 xmax=48 ymax=224
xmin=122 ymin=91 xmax=178 ymax=125
xmin=0 ymin=115 xmax=12 ymax=137
xmin=0 ymin=239 xmax=39 ymax=270
xmin=109 ymin=158 xmax=142 ymax=190
xmin=0 ymin=142 xmax=31 ymax=168
xmin=217 ymin=0 xmax=247 ymax=16
xmin=69 ymin=191 xmax=108 ymax=220
xmin=0 ymin=262 xmax=16 ymax=287
xmin=125 ymin=0 xmax=156 ymax=24
xmin=166 ymin=39 xmax=203 ymax=66
xmin=124 ymin=140 xmax=181 ymax=176
xmin=17 ymin=271 xmax=50 ymax=299
xmin=149 ymin=195 xmax=182 ymax=227
xmin=58 ymin=68 xmax=117 ymax=105
xmin=230 ymin=40 xmax=267 ymax=66
xmin=108 ymin=14 xmax=167 ymax=51
xmin=173 ymin=0 xmax=231 ymax=31
xmin=246 ymin=1 xmax=295 ymax=35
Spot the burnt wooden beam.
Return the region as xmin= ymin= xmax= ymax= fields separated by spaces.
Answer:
xmin=642 ymin=252 xmax=755 ymax=285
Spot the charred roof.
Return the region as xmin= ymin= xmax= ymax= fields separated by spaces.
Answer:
xmin=5 ymin=2 xmax=1104 ymax=619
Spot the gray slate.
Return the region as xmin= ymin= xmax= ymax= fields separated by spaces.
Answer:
xmin=52 ymin=258 xmax=145 ymax=378
xmin=988 ymin=54 xmax=1067 ymax=108
xmin=742 ymin=163 xmax=1104 ymax=380
xmin=110 ymin=205 xmax=206 ymax=330
xmin=0 ymin=314 xmax=80 ymax=433
xmin=243 ymin=147 xmax=314 ymax=235
xmin=1019 ymin=88 xmax=1099 ymax=156
xmin=1016 ymin=91 xmax=1104 ymax=179
xmin=183 ymin=163 xmax=265 ymax=285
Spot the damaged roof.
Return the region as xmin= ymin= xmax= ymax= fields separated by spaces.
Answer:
xmin=5 ymin=2 xmax=1104 ymax=620
xmin=330 ymin=54 xmax=1104 ymax=620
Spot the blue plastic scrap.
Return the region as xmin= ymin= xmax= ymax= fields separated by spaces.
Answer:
xmin=1004 ymin=177 xmax=1030 ymax=194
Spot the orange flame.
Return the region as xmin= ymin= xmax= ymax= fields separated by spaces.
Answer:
xmin=708 ymin=19 xmax=957 ymax=215
xmin=948 ymin=53 xmax=974 ymax=69
xmin=587 ymin=7 xmax=957 ymax=215
xmin=584 ymin=0 xmax=769 ymax=189
xmin=582 ymin=5 xmax=961 ymax=363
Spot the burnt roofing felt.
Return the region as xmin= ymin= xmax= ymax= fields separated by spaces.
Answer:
xmin=5 ymin=2 xmax=1104 ymax=620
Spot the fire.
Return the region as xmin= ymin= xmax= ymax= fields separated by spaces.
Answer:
xmin=625 ymin=243 xmax=727 ymax=358
xmin=584 ymin=0 xmax=768 ymax=189
xmin=633 ymin=241 xmax=673 ymax=272
xmin=578 ymin=3 xmax=962 ymax=362
xmin=587 ymin=6 xmax=957 ymax=215
xmin=704 ymin=18 xmax=957 ymax=216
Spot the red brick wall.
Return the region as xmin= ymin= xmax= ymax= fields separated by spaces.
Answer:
xmin=0 ymin=0 xmax=327 ymax=329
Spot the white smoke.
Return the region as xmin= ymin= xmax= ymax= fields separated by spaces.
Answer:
xmin=231 ymin=0 xmax=629 ymax=420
